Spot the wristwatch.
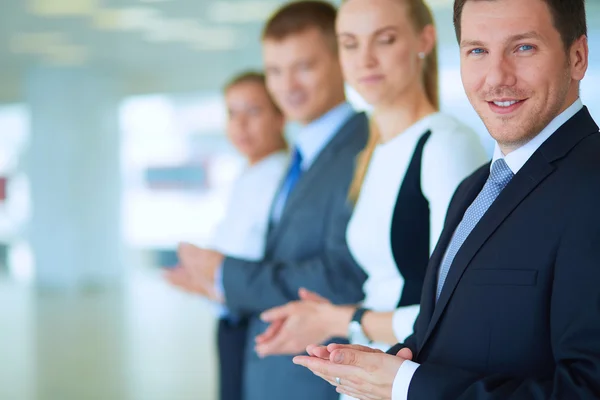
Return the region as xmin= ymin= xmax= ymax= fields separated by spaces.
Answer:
xmin=347 ymin=307 xmax=371 ymax=345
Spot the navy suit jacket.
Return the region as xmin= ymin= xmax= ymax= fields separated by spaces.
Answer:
xmin=389 ymin=107 xmax=600 ymax=399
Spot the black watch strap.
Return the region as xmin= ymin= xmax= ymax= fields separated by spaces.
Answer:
xmin=351 ymin=307 xmax=369 ymax=325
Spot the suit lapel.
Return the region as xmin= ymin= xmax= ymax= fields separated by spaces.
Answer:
xmin=420 ymin=160 xmax=555 ymax=350
xmin=419 ymin=107 xmax=599 ymax=352
xmin=416 ymin=168 xmax=488 ymax=354
xmin=266 ymin=112 xmax=365 ymax=245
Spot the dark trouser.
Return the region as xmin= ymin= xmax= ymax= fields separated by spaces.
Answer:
xmin=217 ymin=318 xmax=248 ymax=400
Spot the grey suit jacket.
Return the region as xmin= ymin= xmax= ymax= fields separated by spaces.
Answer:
xmin=222 ymin=111 xmax=369 ymax=400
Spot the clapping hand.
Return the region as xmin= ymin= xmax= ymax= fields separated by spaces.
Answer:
xmin=164 ymin=242 xmax=224 ymax=303
xmin=293 ymin=343 xmax=413 ymax=400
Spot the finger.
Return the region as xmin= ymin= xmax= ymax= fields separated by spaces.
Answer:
xmin=329 ymin=348 xmax=377 ymax=369
xmin=327 ymin=343 xmax=383 ymax=354
xmin=293 ymin=355 xmax=360 ymax=379
xmin=165 ymin=269 xmax=190 ymax=287
xmin=164 ymin=270 xmax=178 ymax=283
xmin=313 ymin=372 xmax=359 ymax=389
xmin=396 ymin=347 xmax=413 ymax=361
xmin=260 ymin=304 xmax=293 ymax=322
xmin=314 ymin=373 xmax=378 ymax=400
xmin=307 ymin=345 xmax=331 ymax=359
xmin=177 ymin=242 xmax=195 ymax=260
xmin=313 ymin=371 xmax=337 ymax=386
xmin=336 ymin=386 xmax=380 ymax=400
xmin=164 ymin=266 xmax=184 ymax=278
xmin=298 ymin=288 xmax=330 ymax=303
xmin=255 ymin=325 xmax=292 ymax=357
xmin=176 ymin=242 xmax=189 ymax=253
xmin=255 ymin=320 xmax=284 ymax=344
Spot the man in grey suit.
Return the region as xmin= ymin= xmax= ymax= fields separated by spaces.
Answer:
xmin=177 ymin=2 xmax=369 ymax=400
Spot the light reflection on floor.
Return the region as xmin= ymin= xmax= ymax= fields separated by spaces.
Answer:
xmin=0 ymin=269 xmax=218 ymax=400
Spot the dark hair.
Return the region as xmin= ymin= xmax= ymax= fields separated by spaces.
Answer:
xmin=453 ymin=0 xmax=587 ymax=50
xmin=262 ymin=0 xmax=338 ymax=53
xmin=223 ymin=70 xmax=281 ymax=113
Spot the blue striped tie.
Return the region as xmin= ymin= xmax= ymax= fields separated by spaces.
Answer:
xmin=436 ymin=158 xmax=514 ymax=300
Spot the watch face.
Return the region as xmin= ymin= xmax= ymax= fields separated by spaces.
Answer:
xmin=348 ymin=321 xmax=369 ymax=345
xmin=349 ymin=321 xmax=361 ymax=334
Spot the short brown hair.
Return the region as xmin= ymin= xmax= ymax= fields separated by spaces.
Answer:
xmin=453 ymin=0 xmax=587 ymax=50
xmin=262 ymin=0 xmax=338 ymax=52
xmin=223 ymin=70 xmax=281 ymax=113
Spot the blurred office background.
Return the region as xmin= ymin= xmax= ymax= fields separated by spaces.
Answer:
xmin=0 ymin=1 xmax=598 ymax=399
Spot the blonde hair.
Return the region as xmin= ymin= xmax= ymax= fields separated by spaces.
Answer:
xmin=347 ymin=0 xmax=439 ymax=203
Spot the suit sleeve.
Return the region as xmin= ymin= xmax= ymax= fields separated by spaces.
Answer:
xmin=387 ymin=334 xmax=417 ymax=356
xmin=406 ymin=182 xmax=600 ymax=400
xmin=220 ymin=186 xmax=366 ymax=316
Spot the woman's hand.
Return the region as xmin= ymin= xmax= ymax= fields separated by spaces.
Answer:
xmin=254 ymin=289 xmax=354 ymax=357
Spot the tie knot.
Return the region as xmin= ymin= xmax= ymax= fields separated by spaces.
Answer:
xmin=489 ymin=158 xmax=514 ymax=187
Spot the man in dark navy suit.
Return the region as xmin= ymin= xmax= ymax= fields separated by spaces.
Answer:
xmin=293 ymin=0 xmax=600 ymax=399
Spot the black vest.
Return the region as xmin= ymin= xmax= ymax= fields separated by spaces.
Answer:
xmin=390 ymin=130 xmax=432 ymax=307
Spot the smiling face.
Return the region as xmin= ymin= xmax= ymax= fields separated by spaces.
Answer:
xmin=263 ymin=27 xmax=346 ymax=125
xmin=459 ymin=0 xmax=588 ymax=153
xmin=336 ymin=0 xmax=435 ymax=108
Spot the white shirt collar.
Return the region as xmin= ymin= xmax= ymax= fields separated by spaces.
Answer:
xmin=294 ymin=102 xmax=355 ymax=169
xmin=492 ymin=98 xmax=583 ymax=174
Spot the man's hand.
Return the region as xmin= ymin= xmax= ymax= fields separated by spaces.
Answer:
xmin=255 ymin=302 xmax=340 ymax=356
xmin=293 ymin=343 xmax=413 ymax=400
xmin=254 ymin=289 xmax=351 ymax=357
xmin=256 ymin=289 xmax=330 ymax=347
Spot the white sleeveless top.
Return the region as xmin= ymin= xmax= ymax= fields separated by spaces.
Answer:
xmin=346 ymin=113 xmax=488 ymax=350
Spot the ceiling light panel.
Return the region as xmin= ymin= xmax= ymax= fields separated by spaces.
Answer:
xmin=10 ymin=32 xmax=67 ymax=53
xmin=207 ymin=1 xmax=282 ymax=23
xmin=28 ymin=0 xmax=98 ymax=16
xmin=93 ymin=7 xmax=162 ymax=31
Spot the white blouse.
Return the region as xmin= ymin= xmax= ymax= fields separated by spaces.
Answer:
xmin=346 ymin=113 xmax=488 ymax=348
xmin=209 ymin=150 xmax=289 ymax=260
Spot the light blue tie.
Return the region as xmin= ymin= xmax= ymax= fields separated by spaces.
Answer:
xmin=436 ymin=158 xmax=514 ymax=300
xmin=270 ymin=147 xmax=304 ymax=223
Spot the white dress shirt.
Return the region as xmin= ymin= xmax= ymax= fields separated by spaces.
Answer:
xmin=392 ymin=98 xmax=584 ymax=400
xmin=294 ymin=102 xmax=356 ymax=170
xmin=209 ymin=150 xmax=289 ymax=260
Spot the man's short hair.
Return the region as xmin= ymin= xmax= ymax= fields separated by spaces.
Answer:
xmin=453 ymin=0 xmax=587 ymax=50
xmin=262 ymin=0 xmax=338 ymax=53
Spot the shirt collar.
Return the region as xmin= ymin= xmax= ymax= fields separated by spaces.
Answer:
xmin=293 ymin=102 xmax=355 ymax=169
xmin=492 ymin=98 xmax=583 ymax=174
